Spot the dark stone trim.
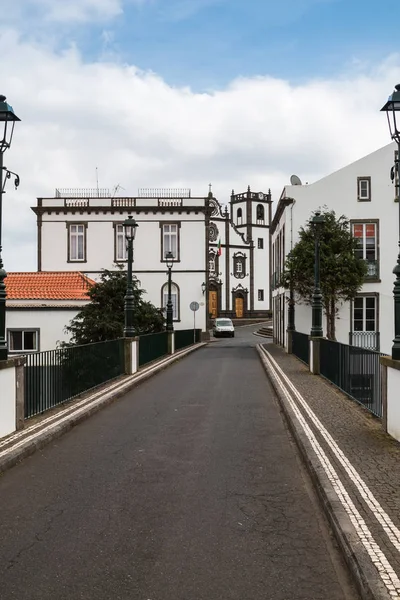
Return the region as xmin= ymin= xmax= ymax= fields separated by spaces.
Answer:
xmin=250 ymin=242 xmax=255 ymax=311
xmin=66 ymin=221 xmax=88 ymax=263
xmin=231 ymin=285 xmax=249 ymax=318
xmin=246 ymin=188 xmax=252 ymax=243
xmin=270 ymin=196 xmax=294 ymax=234
xmin=159 ymin=221 xmax=181 ymax=263
xmin=32 ymin=205 xmax=208 ymax=216
xmin=225 ymin=214 xmax=230 ymax=311
xmin=209 ymin=280 xmax=222 ymax=317
xmin=268 ymin=200 xmax=273 ymax=310
xmin=205 ymin=197 xmax=211 ymax=326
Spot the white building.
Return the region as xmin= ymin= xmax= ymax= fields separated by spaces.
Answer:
xmin=5 ymin=272 xmax=94 ymax=353
xmin=271 ymin=142 xmax=399 ymax=356
xmin=31 ymin=186 xmax=271 ymax=336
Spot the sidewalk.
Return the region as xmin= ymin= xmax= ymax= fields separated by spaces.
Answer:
xmin=258 ymin=343 xmax=400 ymax=600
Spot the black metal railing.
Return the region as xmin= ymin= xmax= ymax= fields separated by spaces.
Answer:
xmin=349 ymin=331 xmax=380 ymax=351
xmin=24 ymin=339 xmax=125 ymax=419
xmin=175 ymin=329 xmax=201 ymax=351
xmin=138 ymin=332 xmax=169 ymax=367
xmin=319 ymin=338 xmax=382 ymax=418
xmin=292 ymin=331 xmax=309 ymax=365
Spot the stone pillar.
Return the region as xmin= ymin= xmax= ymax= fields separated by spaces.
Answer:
xmin=168 ymin=332 xmax=175 ymax=355
xmin=0 ymin=356 xmax=25 ymax=437
xmin=380 ymin=356 xmax=400 ymax=441
xmin=124 ymin=337 xmax=139 ymax=375
xmin=309 ymin=337 xmax=321 ymax=375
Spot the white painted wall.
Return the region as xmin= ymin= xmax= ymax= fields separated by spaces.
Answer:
xmin=6 ymin=308 xmax=81 ymax=351
xmin=0 ymin=365 xmax=16 ymax=438
xmin=386 ymin=366 xmax=400 ymax=442
xmin=272 ymin=142 xmax=397 ymax=354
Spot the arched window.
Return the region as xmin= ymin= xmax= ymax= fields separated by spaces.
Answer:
xmin=237 ymin=207 xmax=243 ymax=225
xmin=257 ymin=204 xmax=265 ymax=224
xmin=162 ymin=282 xmax=179 ymax=320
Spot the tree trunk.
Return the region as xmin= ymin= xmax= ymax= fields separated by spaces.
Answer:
xmin=325 ymin=297 xmax=337 ymax=340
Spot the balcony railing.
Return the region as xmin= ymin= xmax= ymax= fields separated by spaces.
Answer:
xmin=364 ymin=260 xmax=379 ymax=279
xmin=349 ymin=331 xmax=380 ymax=351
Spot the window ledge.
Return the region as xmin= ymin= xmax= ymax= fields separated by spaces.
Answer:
xmin=364 ymin=278 xmax=381 ymax=283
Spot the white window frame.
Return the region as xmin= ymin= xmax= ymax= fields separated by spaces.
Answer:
xmin=115 ymin=224 xmax=128 ymax=261
xmin=162 ymin=223 xmax=178 ymax=260
xmin=69 ymin=223 xmax=86 ymax=262
xmin=352 ymin=222 xmax=377 ymax=262
xmin=162 ymin=283 xmax=179 ymax=320
xmin=236 ymin=262 xmax=243 ymax=273
xmin=257 ymin=238 xmax=264 ymax=249
xmin=357 ymin=177 xmax=371 ymax=201
xmin=7 ymin=329 xmax=39 ymax=353
xmin=353 ymin=296 xmax=377 ymax=332
xmin=209 ymin=253 xmax=216 ymax=274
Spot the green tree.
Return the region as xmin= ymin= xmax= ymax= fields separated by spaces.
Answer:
xmin=281 ymin=209 xmax=367 ymax=340
xmin=64 ymin=267 xmax=165 ymax=345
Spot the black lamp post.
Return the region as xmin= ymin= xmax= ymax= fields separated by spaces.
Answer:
xmin=122 ymin=215 xmax=138 ymax=338
xmin=310 ymin=211 xmax=325 ymax=338
xmin=165 ymin=251 xmax=174 ymax=332
xmin=0 ymin=95 xmax=20 ymax=361
xmin=381 ymin=84 xmax=400 ymax=359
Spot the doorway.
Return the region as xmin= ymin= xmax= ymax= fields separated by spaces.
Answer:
xmin=235 ymin=296 xmax=244 ymax=318
xmin=209 ymin=290 xmax=218 ymax=319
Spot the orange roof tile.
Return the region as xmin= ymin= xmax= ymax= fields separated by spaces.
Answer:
xmin=5 ymin=272 xmax=95 ymax=300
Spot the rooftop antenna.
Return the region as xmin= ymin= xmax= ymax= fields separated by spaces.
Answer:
xmin=112 ymin=184 xmax=126 ymax=198
xmin=96 ymin=167 xmax=100 ymax=196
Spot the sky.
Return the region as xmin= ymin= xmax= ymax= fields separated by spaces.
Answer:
xmin=1 ymin=0 xmax=400 ymax=270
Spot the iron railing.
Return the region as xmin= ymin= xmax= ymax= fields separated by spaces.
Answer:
xmin=138 ymin=332 xmax=169 ymax=367
xmin=319 ymin=338 xmax=382 ymax=418
xmin=349 ymin=331 xmax=380 ymax=351
xmin=292 ymin=331 xmax=309 ymax=365
xmin=175 ymin=329 xmax=201 ymax=351
xmin=24 ymin=339 xmax=125 ymax=419
xmin=55 ymin=188 xmax=111 ymax=198
xmin=138 ymin=188 xmax=191 ymax=198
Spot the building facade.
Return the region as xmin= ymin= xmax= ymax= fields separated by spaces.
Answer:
xmin=32 ymin=186 xmax=271 ymax=337
xmin=271 ymin=142 xmax=399 ymax=356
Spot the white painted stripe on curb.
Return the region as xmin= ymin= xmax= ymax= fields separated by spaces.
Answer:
xmin=258 ymin=345 xmax=400 ymax=599
xmin=261 ymin=345 xmax=400 ymax=556
xmin=0 ymin=344 xmax=205 ymax=460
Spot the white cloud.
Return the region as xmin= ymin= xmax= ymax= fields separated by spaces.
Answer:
xmin=4 ymin=0 xmax=146 ymax=23
xmin=1 ymin=27 xmax=399 ymax=271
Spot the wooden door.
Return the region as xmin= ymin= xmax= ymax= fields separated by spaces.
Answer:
xmin=235 ymin=296 xmax=244 ymax=318
xmin=209 ymin=290 xmax=218 ymax=319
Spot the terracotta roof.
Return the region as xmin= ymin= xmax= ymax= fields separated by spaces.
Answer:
xmin=5 ymin=272 xmax=95 ymax=300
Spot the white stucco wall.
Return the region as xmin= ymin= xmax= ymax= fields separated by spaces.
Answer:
xmin=0 ymin=365 xmax=16 ymax=438
xmin=272 ymin=142 xmax=397 ymax=353
xmin=386 ymin=366 xmax=400 ymax=442
xmin=6 ymin=308 xmax=80 ymax=352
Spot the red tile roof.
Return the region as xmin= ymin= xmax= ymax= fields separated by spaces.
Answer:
xmin=6 ymin=272 xmax=95 ymax=300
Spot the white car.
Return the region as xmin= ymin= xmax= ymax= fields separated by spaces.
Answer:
xmin=213 ymin=318 xmax=235 ymax=338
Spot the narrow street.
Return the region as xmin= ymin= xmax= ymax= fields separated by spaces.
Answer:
xmin=0 ymin=327 xmax=359 ymax=600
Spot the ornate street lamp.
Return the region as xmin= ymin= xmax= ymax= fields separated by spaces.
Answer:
xmin=0 ymin=95 xmax=21 ymax=361
xmin=381 ymin=84 xmax=400 ymax=359
xmin=201 ymin=281 xmax=206 ymax=295
xmin=310 ymin=211 xmax=325 ymax=338
xmin=165 ymin=251 xmax=174 ymax=332
xmin=122 ymin=215 xmax=138 ymax=338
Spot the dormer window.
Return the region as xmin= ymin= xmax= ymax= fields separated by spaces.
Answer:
xmin=357 ymin=177 xmax=371 ymax=202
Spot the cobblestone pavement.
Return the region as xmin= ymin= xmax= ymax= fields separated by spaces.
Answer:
xmin=262 ymin=343 xmax=400 ymax=600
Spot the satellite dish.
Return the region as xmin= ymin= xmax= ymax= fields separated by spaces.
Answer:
xmin=290 ymin=174 xmax=302 ymax=186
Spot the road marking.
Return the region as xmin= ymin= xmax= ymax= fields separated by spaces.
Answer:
xmin=0 ymin=344 xmax=205 ymax=460
xmin=258 ymin=345 xmax=400 ymax=598
xmin=260 ymin=346 xmax=400 ymax=556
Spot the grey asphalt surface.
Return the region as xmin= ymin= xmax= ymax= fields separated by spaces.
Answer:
xmin=0 ymin=328 xmax=359 ymax=600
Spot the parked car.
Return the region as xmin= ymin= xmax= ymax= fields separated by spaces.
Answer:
xmin=213 ymin=318 xmax=235 ymax=338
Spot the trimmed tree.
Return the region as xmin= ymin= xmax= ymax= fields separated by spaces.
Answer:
xmin=64 ymin=267 xmax=165 ymax=345
xmin=281 ymin=209 xmax=367 ymax=340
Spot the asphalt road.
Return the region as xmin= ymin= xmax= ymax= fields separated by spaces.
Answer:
xmin=0 ymin=327 xmax=359 ymax=600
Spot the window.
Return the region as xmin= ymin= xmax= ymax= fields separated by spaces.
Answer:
xmin=257 ymin=238 xmax=264 ymax=249
xmin=161 ymin=223 xmax=179 ymax=261
xmin=115 ymin=224 xmax=127 ymax=261
xmin=236 ymin=262 xmax=243 ymax=273
xmin=256 ymin=204 xmax=265 ymax=224
xmin=162 ymin=282 xmax=179 ymax=320
xmin=233 ymin=254 xmax=245 ymax=278
xmin=68 ymin=223 xmax=86 ymax=262
xmin=209 ymin=252 xmax=216 ymax=274
xmin=237 ymin=208 xmax=243 ymax=225
xmin=352 ymin=222 xmax=378 ymax=277
xmin=357 ymin=177 xmax=371 ymax=201
xmin=353 ymin=296 xmax=376 ymax=332
xmin=258 ymin=289 xmax=264 ymax=301
xmin=8 ymin=329 xmax=39 ymax=353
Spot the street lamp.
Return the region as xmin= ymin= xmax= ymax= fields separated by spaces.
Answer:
xmin=381 ymin=84 xmax=400 ymax=359
xmin=165 ymin=251 xmax=174 ymax=332
xmin=310 ymin=211 xmax=325 ymax=338
xmin=122 ymin=215 xmax=138 ymax=338
xmin=201 ymin=281 xmax=206 ymax=295
xmin=0 ymin=95 xmax=21 ymax=361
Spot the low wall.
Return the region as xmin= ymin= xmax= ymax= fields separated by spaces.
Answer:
xmin=0 ymin=357 xmax=25 ymax=438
